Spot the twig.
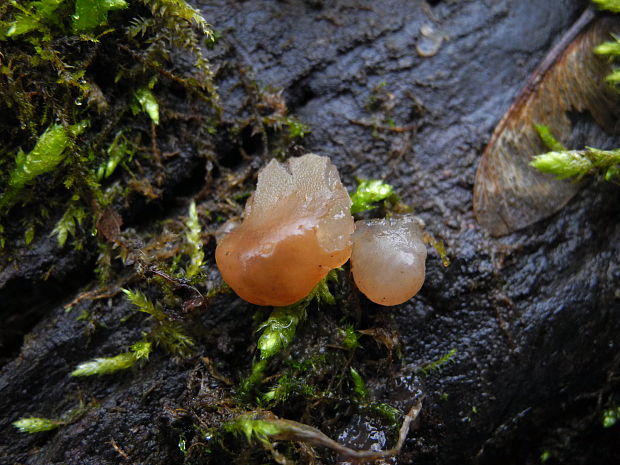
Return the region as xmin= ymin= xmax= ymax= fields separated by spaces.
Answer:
xmin=110 ymin=438 xmax=130 ymax=460
xmin=349 ymin=118 xmax=417 ymax=133
xmin=269 ymin=397 xmax=423 ymax=461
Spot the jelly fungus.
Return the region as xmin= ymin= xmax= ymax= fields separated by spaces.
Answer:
xmin=215 ymin=154 xmax=354 ymax=306
xmin=350 ymin=216 xmax=427 ymax=306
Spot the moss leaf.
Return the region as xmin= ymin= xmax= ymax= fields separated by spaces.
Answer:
xmin=72 ymin=0 xmax=128 ymax=33
xmin=70 ymin=341 xmax=151 ymax=376
xmin=534 ymin=124 xmax=566 ymax=152
xmin=9 ymin=121 xmax=87 ymax=190
xmin=257 ymin=304 xmax=305 ymax=360
xmin=70 ymin=352 xmax=137 ymax=376
xmin=350 ymin=179 xmax=395 ymax=214
xmin=1 ymin=121 xmax=88 ymax=211
xmin=593 ymin=0 xmax=620 ymax=13
xmin=134 ymin=87 xmax=160 ymax=125
xmin=13 ymin=416 xmax=60 ymax=433
xmin=184 ymin=201 xmax=204 ymax=278
xmin=5 ymin=0 xmax=66 ymax=38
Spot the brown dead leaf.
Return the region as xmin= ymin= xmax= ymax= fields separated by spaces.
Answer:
xmin=474 ymin=11 xmax=620 ymax=236
xmin=96 ymin=207 xmax=123 ymax=244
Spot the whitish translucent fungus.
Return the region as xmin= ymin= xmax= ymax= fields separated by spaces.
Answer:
xmin=215 ymin=154 xmax=354 ymax=306
xmin=350 ymin=216 xmax=427 ymax=306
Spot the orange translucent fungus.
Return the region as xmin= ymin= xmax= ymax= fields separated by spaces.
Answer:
xmin=350 ymin=216 xmax=427 ymax=306
xmin=215 ymin=154 xmax=354 ymax=306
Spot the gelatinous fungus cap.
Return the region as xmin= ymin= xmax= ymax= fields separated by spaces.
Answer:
xmin=350 ymin=216 xmax=427 ymax=306
xmin=216 ymin=154 xmax=354 ymax=306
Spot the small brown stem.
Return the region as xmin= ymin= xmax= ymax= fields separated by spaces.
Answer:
xmin=267 ymin=398 xmax=423 ymax=461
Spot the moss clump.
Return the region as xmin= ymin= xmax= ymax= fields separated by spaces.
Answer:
xmin=531 ymin=147 xmax=620 ymax=182
xmin=183 ymin=201 xmax=204 ymax=280
xmin=1 ymin=121 xmax=87 ymax=207
xmin=350 ymin=178 xmax=396 ymax=214
xmin=0 ymin=0 xmax=219 ymax=250
xmin=123 ymin=288 xmax=196 ymax=359
xmin=224 ymin=414 xmax=283 ymax=444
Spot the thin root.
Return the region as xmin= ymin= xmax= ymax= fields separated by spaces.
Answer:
xmin=267 ymin=397 xmax=423 ymax=461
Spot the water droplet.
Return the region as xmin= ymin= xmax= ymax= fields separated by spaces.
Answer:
xmin=416 ymin=23 xmax=444 ymax=58
xmin=74 ymin=97 xmax=84 ymax=106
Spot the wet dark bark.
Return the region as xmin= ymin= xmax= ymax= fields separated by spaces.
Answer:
xmin=2 ymin=1 xmax=619 ymax=464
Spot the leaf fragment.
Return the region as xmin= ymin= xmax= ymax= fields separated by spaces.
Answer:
xmin=473 ymin=12 xmax=620 ymax=236
xmin=73 ymin=0 xmax=128 ymax=33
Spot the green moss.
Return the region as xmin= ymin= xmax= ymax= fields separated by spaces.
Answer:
xmin=349 ymin=367 xmax=368 ymax=400
xmin=24 ymin=222 xmax=35 ymax=245
xmin=0 ymin=0 xmax=220 ymax=254
xmin=13 ymin=416 xmax=61 ymax=433
xmin=4 ymin=0 xmax=68 ymax=38
xmin=418 ymin=348 xmax=457 ymax=376
xmin=530 ymin=148 xmax=620 ymax=182
xmin=363 ymin=402 xmax=402 ymax=429
xmin=340 ymin=325 xmax=361 ymax=351
xmin=184 ymin=201 xmax=204 ymax=279
xmin=13 ymin=397 xmax=99 ymax=434
xmin=256 ymin=274 xmax=337 ymax=362
xmin=593 ymin=0 xmax=620 ymax=13
xmin=150 ymin=321 xmax=195 ymax=359
xmin=594 ymin=35 xmax=620 ymax=56
xmin=178 ymin=433 xmax=187 ymax=455
xmin=224 ymin=415 xmax=283 ymax=444
xmin=133 ymin=87 xmax=160 ymax=125
xmin=239 ymin=358 xmax=268 ymax=401
xmin=286 ymin=118 xmax=310 ymax=139
xmin=532 ymin=11 xmax=620 ymax=184
xmin=52 ymin=196 xmax=87 ymax=246
xmin=602 ymin=406 xmax=620 ymax=428
xmin=424 ymin=233 xmax=451 ymax=267
xmin=1 ymin=121 xmax=87 ymax=210
xmin=123 ymin=288 xmax=167 ymax=320
xmin=4 ymin=0 xmax=128 ymax=38
xmin=350 ymin=178 xmax=396 ymax=214
xmin=250 ymin=353 xmax=328 ymax=408
xmin=123 ymin=287 xmax=196 ymax=358
xmin=540 ymin=450 xmax=552 ymax=462
xmin=70 ymin=340 xmax=152 ymax=376
xmin=72 ymin=0 xmax=127 ymax=33
xmin=96 ymin=132 xmax=134 ymax=180
xmin=257 ymin=304 xmax=307 ymax=361
xmin=313 ymin=269 xmax=338 ymax=305
xmin=239 ymin=275 xmax=342 ymax=401
xmin=535 ymin=124 xmax=566 ymax=152
xmin=261 ymin=373 xmax=318 ymax=406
